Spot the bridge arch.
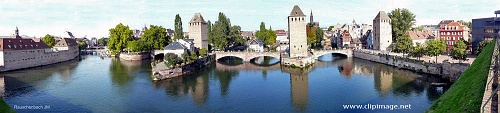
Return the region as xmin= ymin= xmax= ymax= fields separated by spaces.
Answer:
xmin=312 ymin=49 xmax=352 ymax=59
xmin=215 ymin=52 xmax=281 ymax=62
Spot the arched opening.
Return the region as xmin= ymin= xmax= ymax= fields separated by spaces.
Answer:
xmin=217 ymin=56 xmax=244 ymax=66
xmin=317 ymin=53 xmax=348 ymax=62
xmin=249 ymin=56 xmax=280 ymax=66
xmin=154 ymin=53 xmax=164 ymax=61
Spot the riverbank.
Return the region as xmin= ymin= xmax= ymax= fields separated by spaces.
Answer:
xmin=353 ymin=49 xmax=470 ymax=81
xmin=0 ymin=98 xmax=15 ymax=113
xmin=151 ymin=58 xmax=210 ymax=80
xmin=427 ymin=40 xmax=496 ymax=113
xmin=119 ymin=52 xmax=150 ymax=61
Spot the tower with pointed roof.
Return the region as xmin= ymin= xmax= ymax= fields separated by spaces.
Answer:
xmin=373 ymin=11 xmax=392 ymax=51
xmin=288 ymin=5 xmax=308 ymax=58
xmin=14 ymin=27 xmax=21 ymax=38
xmin=189 ymin=13 xmax=208 ymax=49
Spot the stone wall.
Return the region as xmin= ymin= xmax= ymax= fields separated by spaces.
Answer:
xmin=353 ymin=50 xmax=469 ymax=81
xmin=0 ymin=46 xmax=79 ymax=72
xmin=119 ymin=52 xmax=150 ymax=61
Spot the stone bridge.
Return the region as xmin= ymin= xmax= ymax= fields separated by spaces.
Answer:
xmin=215 ymin=62 xmax=281 ymax=71
xmin=214 ymin=51 xmax=281 ymax=62
xmin=312 ymin=49 xmax=352 ymax=59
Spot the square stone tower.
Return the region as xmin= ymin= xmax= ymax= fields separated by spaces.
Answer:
xmin=373 ymin=11 xmax=392 ymax=51
xmin=288 ymin=5 xmax=308 ymax=58
xmin=189 ymin=13 xmax=208 ymax=50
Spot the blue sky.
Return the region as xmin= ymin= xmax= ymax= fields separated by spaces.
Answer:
xmin=0 ymin=0 xmax=498 ymax=38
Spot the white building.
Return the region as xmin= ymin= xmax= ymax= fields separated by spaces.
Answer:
xmin=373 ymin=11 xmax=393 ymax=51
xmin=247 ymin=38 xmax=264 ymax=52
xmin=163 ymin=42 xmax=188 ymax=58
xmin=288 ymin=5 xmax=308 ymax=58
xmin=177 ymin=38 xmax=195 ymax=51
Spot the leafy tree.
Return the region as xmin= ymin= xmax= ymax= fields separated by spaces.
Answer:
xmin=43 ymin=34 xmax=56 ymax=47
xmin=410 ymin=42 xmax=425 ymax=60
xmin=458 ymin=20 xmax=472 ymax=29
xmin=229 ymin=25 xmax=246 ymax=46
xmin=78 ymin=41 xmax=87 ymax=50
xmin=315 ymin=28 xmax=324 ymax=48
xmin=475 ymin=40 xmax=493 ymax=55
xmin=450 ymin=40 xmax=468 ymax=62
xmin=140 ymin=25 xmax=169 ymax=51
xmin=108 ymin=23 xmax=134 ymax=55
xmin=390 ymin=8 xmax=416 ymax=43
xmin=181 ymin=53 xmax=189 ymax=63
xmin=174 ymin=14 xmax=183 ymax=40
xmin=327 ymin=26 xmax=335 ymax=31
xmin=425 ymin=39 xmax=447 ymax=63
xmin=164 ymin=53 xmax=181 ymax=67
xmin=199 ymin=48 xmax=208 ymax=57
xmin=126 ymin=40 xmax=146 ymax=52
xmin=189 ymin=52 xmax=198 ymax=63
xmin=255 ymin=22 xmax=277 ymax=48
xmin=392 ymin=34 xmax=413 ymax=55
xmin=98 ymin=38 xmax=107 ymax=46
xmin=211 ymin=12 xmax=231 ymax=50
xmin=306 ymin=26 xmax=317 ymax=46
xmin=207 ymin=20 xmax=213 ymax=43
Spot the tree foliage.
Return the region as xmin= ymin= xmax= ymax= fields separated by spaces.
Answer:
xmin=198 ymin=48 xmax=208 ymax=57
xmin=78 ymin=41 xmax=87 ymax=50
xmin=425 ymin=39 xmax=447 ymax=63
xmin=207 ymin=20 xmax=213 ymax=44
xmin=475 ymin=40 xmax=493 ymax=55
xmin=98 ymin=38 xmax=107 ymax=46
xmin=392 ymin=34 xmax=413 ymax=54
xmin=126 ymin=40 xmax=146 ymax=52
xmin=327 ymin=26 xmax=335 ymax=31
xmin=141 ymin=25 xmax=169 ymax=51
xmin=450 ymin=40 xmax=468 ymax=62
xmin=255 ymin=22 xmax=277 ymax=47
xmin=458 ymin=20 xmax=472 ymax=29
xmin=210 ymin=12 xmax=231 ymax=50
xmin=390 ymin=8 xmax=416 ymax=43
xmin=108 ymin=23 xmax=134 ymax=55
xmin=229 ymin=25 xmax=247 ymax=46
xmin=410 ymin=42 xmax=425 ymax=60
xmin=306 ymin=26 xmax=317 ymax=45
xmin=164 ymin=53 xmax=181 ymax=67
xmin=43 ymin=34 xmax=56 ymax=47
xmin=174 ymin=14 xmax=183 ymax=40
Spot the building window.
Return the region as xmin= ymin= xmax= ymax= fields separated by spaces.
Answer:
xmin=447 ymin=32 xmax=450 ymax=35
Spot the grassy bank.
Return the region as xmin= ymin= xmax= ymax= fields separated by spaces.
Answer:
xmin=0 ymin=98 xmax=16 ymax=113
xmin=427 ymin=41 xmax=496 ymax=113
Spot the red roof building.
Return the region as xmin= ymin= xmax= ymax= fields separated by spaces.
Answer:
xmin=439 ymin=22 xmax=469 ymax=52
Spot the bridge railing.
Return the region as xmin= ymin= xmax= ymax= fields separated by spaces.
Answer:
xmin=482 ymin=39 xmax=500 ymax=113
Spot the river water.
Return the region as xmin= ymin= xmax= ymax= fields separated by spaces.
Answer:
xmin=1 ymin=54 xmax=449 ymax=113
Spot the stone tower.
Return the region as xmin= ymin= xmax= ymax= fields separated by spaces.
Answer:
xmin=189 ymin=13 xmax=208 ymax=49
xmin=373 ymin=11 xmax=392 ymax=51
xmin=288 ymin=5 xmax=308 ymax=58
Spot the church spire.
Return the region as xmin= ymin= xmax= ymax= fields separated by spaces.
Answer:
xmin=310 ymin=10 xmax=314 ymax=23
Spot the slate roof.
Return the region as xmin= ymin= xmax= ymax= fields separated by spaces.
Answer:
xmin=438 ymin=20 xmax=454 ymax=26
xmin=55 ymin=38 xmax=78 ymax=47
xmin=164 ymin=42 xmax=187 ymax=50
xmin=190 ymin=13 xmax=206 ymax=23
xmin=374 ymin=11 xmax=390 ymax=20
xmin=247 ymin=38 xmax=264 ymax=45
xmin=289 ymin=5 xmax=305 ymax=17
xmin=406 ymin=30 xmax=435 ymax=40
xmin=0 ymin=38 xmax=50 ymax=51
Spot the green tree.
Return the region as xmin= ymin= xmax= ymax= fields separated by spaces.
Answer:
xmin=77 ymin=41 xmax=87 ymax=50
xmin=475 ymin=40 xmax=492 ymax=55
xmin=327 ymin=26 xmax=335 ymax=31
xmin=425 ymin=39 xmax=447 ymax=63
xmin=458 ymin=20 xmax=472 ymax=29
xmin=141 ymin=25 xmax=169 ymax=51
xmin=255 ymin=22 xmax=277 ymax=48
xmin=164 ymin=53 xmax=181 ymax=67
xmin=450 ymin=40 xmax=468 ymax=63
xmin=108 ymin=23 xmax=134 ymax=55
xmin=306 ymin=26 xmax=317 ymax=46
xmin=189 ymin=51 xmax=198 ymax=63
xmin=207 ymin=20 xmax=213 ymax=47
xmin=390 ymin=8 xmax=416 ymax=42
xmin=98 ymin=38 xmax=107 ymax=46
xmin=126 ymin=40 xmax=146 ymax=52
xmin=43 ymin=34 xmax=56 ymax=47
xmin=174 ymin=14 xmax=183 ymax=40
xmin=410 ymin=42 xmax=425 ymax=60
xmin=199 ymin=48 xmax=208 ymax=57
xmin=211 ymin=12 xmax=231 ymax=50
xmin=392 ymin=35 xmax=413 ymax=55
xmin=229 ymin=25 xmax=246 ymax=46
xmin=315 ymin=28 xmax=324 ymax=48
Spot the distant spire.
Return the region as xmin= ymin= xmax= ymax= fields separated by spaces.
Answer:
xmin=15 ymin=26 xmax=19 ymax=36
xmin=310 ymin=10 xmax=314 ymax=23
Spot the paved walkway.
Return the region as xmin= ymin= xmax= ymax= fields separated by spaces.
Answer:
xmin=359 ymin=49 xmax=476 ymax=64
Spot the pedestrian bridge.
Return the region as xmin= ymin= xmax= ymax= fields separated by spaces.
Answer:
xmin=214 ymin=49 xmax=352 ymax=62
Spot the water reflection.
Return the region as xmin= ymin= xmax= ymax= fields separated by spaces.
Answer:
xmin=0 ymin=76 xmax=4 ymax=97
xmin=283 ymin=67 xmax=314 ymax=111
